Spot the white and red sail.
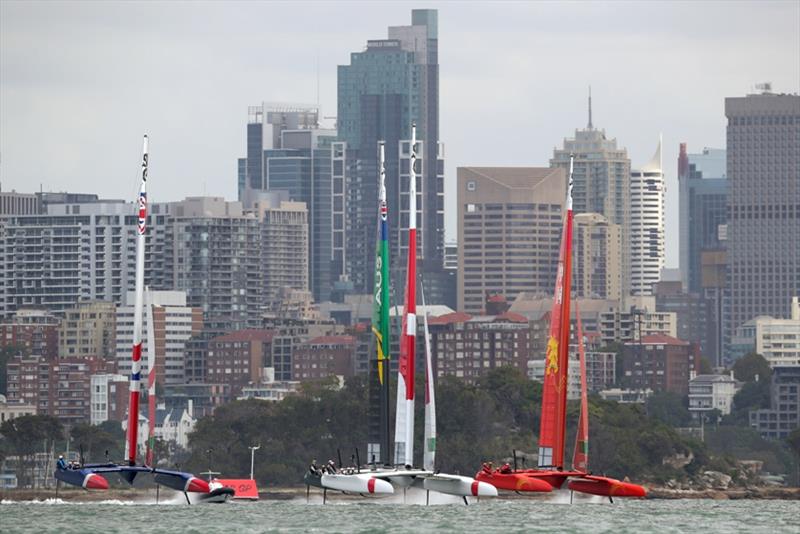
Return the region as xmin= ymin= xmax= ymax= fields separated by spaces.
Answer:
xmin=421 ymin=284 xmax=436 ymax=472
xmin=145 ymin=288 xmax=157 ymax=467
xmin=537 ymin=155 xmax=574 ymax=470
xmin=125 ymin=135 xmax=148 ymax=466
xmin=572 ymin=301 xmax=589 ymax=473
xmin=394 ymin=123 xmax=418 ymax=467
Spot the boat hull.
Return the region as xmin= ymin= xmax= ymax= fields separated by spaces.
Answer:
xmin=321 ymin=473 xmax=394 ymax=494
xmin=422 ymin=474 xmax=497 ymax=497
xmin=189 ymin=486 xmax=235 ymax=504
xmin=54 ymin=468 xmax=109 ymax=490
xmin=567 ymin=475 xmax=647 ymax=498
xmin=474 ymin=470 xmax=553 ymax=493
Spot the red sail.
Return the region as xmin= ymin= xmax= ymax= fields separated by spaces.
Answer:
xmin=572 ymin=301 xmax=589 ymax=472
xmin=537 ymin=158 xmax=574 ymax=470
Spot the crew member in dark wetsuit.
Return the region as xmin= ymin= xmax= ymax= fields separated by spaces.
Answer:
xmin=57 ymin=455 xmax=67 ymax=470
xmin=309 ymin=459 xmax=321 ymax=476
xmin=327 ymin=460 xmax=337 ymax=474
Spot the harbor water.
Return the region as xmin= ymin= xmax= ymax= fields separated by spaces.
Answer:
xmin=2 ymin=494 xmax=799 ymax=533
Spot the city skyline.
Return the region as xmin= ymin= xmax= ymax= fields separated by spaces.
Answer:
xmin=1 ymin=1 xmax=799 ymax=270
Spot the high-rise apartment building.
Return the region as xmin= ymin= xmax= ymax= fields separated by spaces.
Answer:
xmin=572 ymin=213 xmax=622 ymax=301
xmin=0 ymin=309 xmax=60 ymax=359
xmin=0 ymin=191 xmax=39 ymax=216
xmin=255 ymin=198 xmax=309 ymax=305
xmin=678 ymin=145 xmax=727 ymax=293
xmin=59 ymin=301 xmax=116 ymax=360
xmin=457 ymin=167 xmax=565 ymax=314
xmin=115 ymin=291 xmax=203 ymax=385
xmin=0 ymin=201 xmax=168 ymax=315
xmin=337 ymin=9 xmax=445 ymax=295
xmin=725 ymin=90 xmax=799 ymax=351
xmin=629 ymin=137 xmax=665 ymax=295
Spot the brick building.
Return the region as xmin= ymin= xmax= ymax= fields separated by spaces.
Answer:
xmin=292 ymin=335 xmax=355 ymax=382
xmin=205 ymin=329 xmax=274 ymax=396
xmin=621 ymin=334 xmax=699 ymax=395
xmin=429 ymin=311 xmax=531 ymax=384
xmin=0 ymin=309 xmax=59 ymax=360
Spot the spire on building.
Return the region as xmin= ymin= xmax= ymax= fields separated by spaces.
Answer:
xmin=587 ymin=86 xmax=593 ymax=129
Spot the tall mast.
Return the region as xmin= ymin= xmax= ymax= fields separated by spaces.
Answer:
xmin=572 ymin=300 xmax=589 ymax=472
xmin=538 ymin=154 xmax=574 ymax=469
xmin=394 ymin=123 xmax=417 ymax=467
xmin=371 ymin=141 xmax=392 ymax=465
xmin=126 ymin=135 xmax=148 ymax=466
xmin=421 ymin=283 xmax=436 ymax=472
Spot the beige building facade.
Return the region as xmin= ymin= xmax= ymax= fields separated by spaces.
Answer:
xmin=573 ymin=213 xmax=622 ymax=301
xmin=457 ymin=167 xmax=566 ymax=314
xmin=59 ymin=301 xmax=116 ymax=360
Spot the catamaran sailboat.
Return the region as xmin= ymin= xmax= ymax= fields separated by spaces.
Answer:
xmin=474 ymin=155 xmax=645 ymax=500
xmin=305 ymin=125 xmax=496 ymax=503
xmin=54 ymin=136 xmax=210 ymax=500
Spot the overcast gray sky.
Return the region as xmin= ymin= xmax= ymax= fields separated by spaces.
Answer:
xmin=1 ymin=1 xmax=798 ymax=267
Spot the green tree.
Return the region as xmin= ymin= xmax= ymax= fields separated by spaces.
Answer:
xmin=645 ymin=391 xmax=692 ymax=427
xmin=70 ymin=423 xmax=118 ymax=463
xmin=0 ymin=414 xmax=63 ymax=487
xmin=732 ymin=352 xmax=771 ymax=383
xmin=0 ymin=344 xmax=25 ymax=394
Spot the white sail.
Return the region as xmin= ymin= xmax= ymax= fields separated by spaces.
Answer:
xmin=422 ymin=284 xmax=436 ymax=472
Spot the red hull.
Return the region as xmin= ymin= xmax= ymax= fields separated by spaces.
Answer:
xmin=567 ymin=475 xmax=646 ymax=498
xmin=475 ymin=470 xmax=553 ymax=493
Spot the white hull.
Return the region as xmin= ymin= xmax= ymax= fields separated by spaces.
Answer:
xmin=422 ymin=474 xmax=497 ymax=497
xmin=321 ymin=473 xmax=394 ymax=494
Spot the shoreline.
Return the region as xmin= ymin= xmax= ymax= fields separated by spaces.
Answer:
xmin=2 ymin=485 xmax=799 ymax=502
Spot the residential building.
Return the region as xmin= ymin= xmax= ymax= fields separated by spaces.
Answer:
xmin=0 ymin=394 xmax=36 ymax=423
xmin=0 ymin=200 xmax=169 ymax=315
xmin=115 ymin=291 xmax=203 ymax=385
xmin=457 ymin=167 xmax=566 ymax=314
xmin=688 ymin=373 xmax=739 ymax=418
xmin=0 ymin=309 xmax=59 ymax=359
xmin=621 ymin=334 xmax=699 ymax=395
xmin=292 ymin=335 xmax=356 ymax=382
xmin=701 ymin=248 xmax=727 ymax=366
xmin=551 ymin=96 xmax=631 ymax=292
xmin=205 ymin=329 xmax=275 ymax=396
xmin=0 ymin=191 xmax=39 ymax=216
xmin=573 ymin=213 xmax=622 ymax=300
xmin=677 ymin=145 xmax=727 ymax=293
xmin=749 ymin=366 xmax=800 ymax=440
xmin=238 ymin=371 xmax=300 ymax=403
xmin=337 ymin=9 xmax=445 ymax=296
xmin=59 ymin=301 xmax=116 ymax=360
xmin=6 ymin=354 xmax=105 ymax=423
xmin=599 ymin=297 xmax=677 ymax=345
xmin=254 ymin=197 xmax=309 ymax=304
xmin=89 ymin=373 xmax=128 ymax=425
xmin=163 ymin=197 xmax=262 ymax=326
xmin=629 ymin=137 xmax=665 ymax=295
xmin=725 ymin=90 xmax=800 ymax=351
xmin=428 ymin=311 xmax=531 ymax=385
xmin=163 ymin=382 xmax=231 ymax=419
xmin=599 ymin=388 xmax=652 ymax=404
xmin=730 ymin=297 xmax=800 ymax=367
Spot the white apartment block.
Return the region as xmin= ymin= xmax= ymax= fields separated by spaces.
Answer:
xmin=630 ymin=136 xmax=665 ymax=296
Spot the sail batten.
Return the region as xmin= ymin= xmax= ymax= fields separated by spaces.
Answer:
xmin=538 ymin=155 xmax=574 ymax=470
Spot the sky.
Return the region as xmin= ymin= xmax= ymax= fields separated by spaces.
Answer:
xmin=1 ymin=1 xmax=798 ymax=268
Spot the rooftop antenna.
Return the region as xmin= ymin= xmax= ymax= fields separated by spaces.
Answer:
xmin=587 ymin=86 xmax=593 ymax=129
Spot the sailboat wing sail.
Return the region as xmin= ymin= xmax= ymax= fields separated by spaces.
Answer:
xmin=371 ymin=142 xmax=392 ymax=465
xmin=422 ymin=283 xmax=436 ymax=472
xmin=538 ymin=155 xmax=574 ymax=470
xmin=572 ymin=301 xmax=589 ymax=472
xmin=394 ymin=124 xmax=418 ymax=467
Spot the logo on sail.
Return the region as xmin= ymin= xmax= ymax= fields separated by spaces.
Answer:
xmin=545 ymin=336 xmax=559 ymax=376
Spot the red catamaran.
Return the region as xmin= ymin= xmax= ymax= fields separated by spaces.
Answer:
xmin=475 ymin=154 xmax=646 ymax=501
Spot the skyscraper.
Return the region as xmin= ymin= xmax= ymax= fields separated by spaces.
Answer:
xmin=551 ymin=95 xmax=631 ymax=293
xmin=630 ymin=137 xmax=665 ymax=296
xmin=678 ymin=145 xmax=727 ymax=293
xmin=572 ymin=213 xmax=622 ymax=301
xmin=337 ymin=9 xmax=444 ymax=296
xmin=457 ymin=166 xmax=565 ymax=314
xmin=725 ymin=89 xmax=800 ymax=352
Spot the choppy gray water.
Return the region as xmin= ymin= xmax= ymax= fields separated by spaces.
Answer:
xmin=2 ymin=494 xmax=799 ymax=533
